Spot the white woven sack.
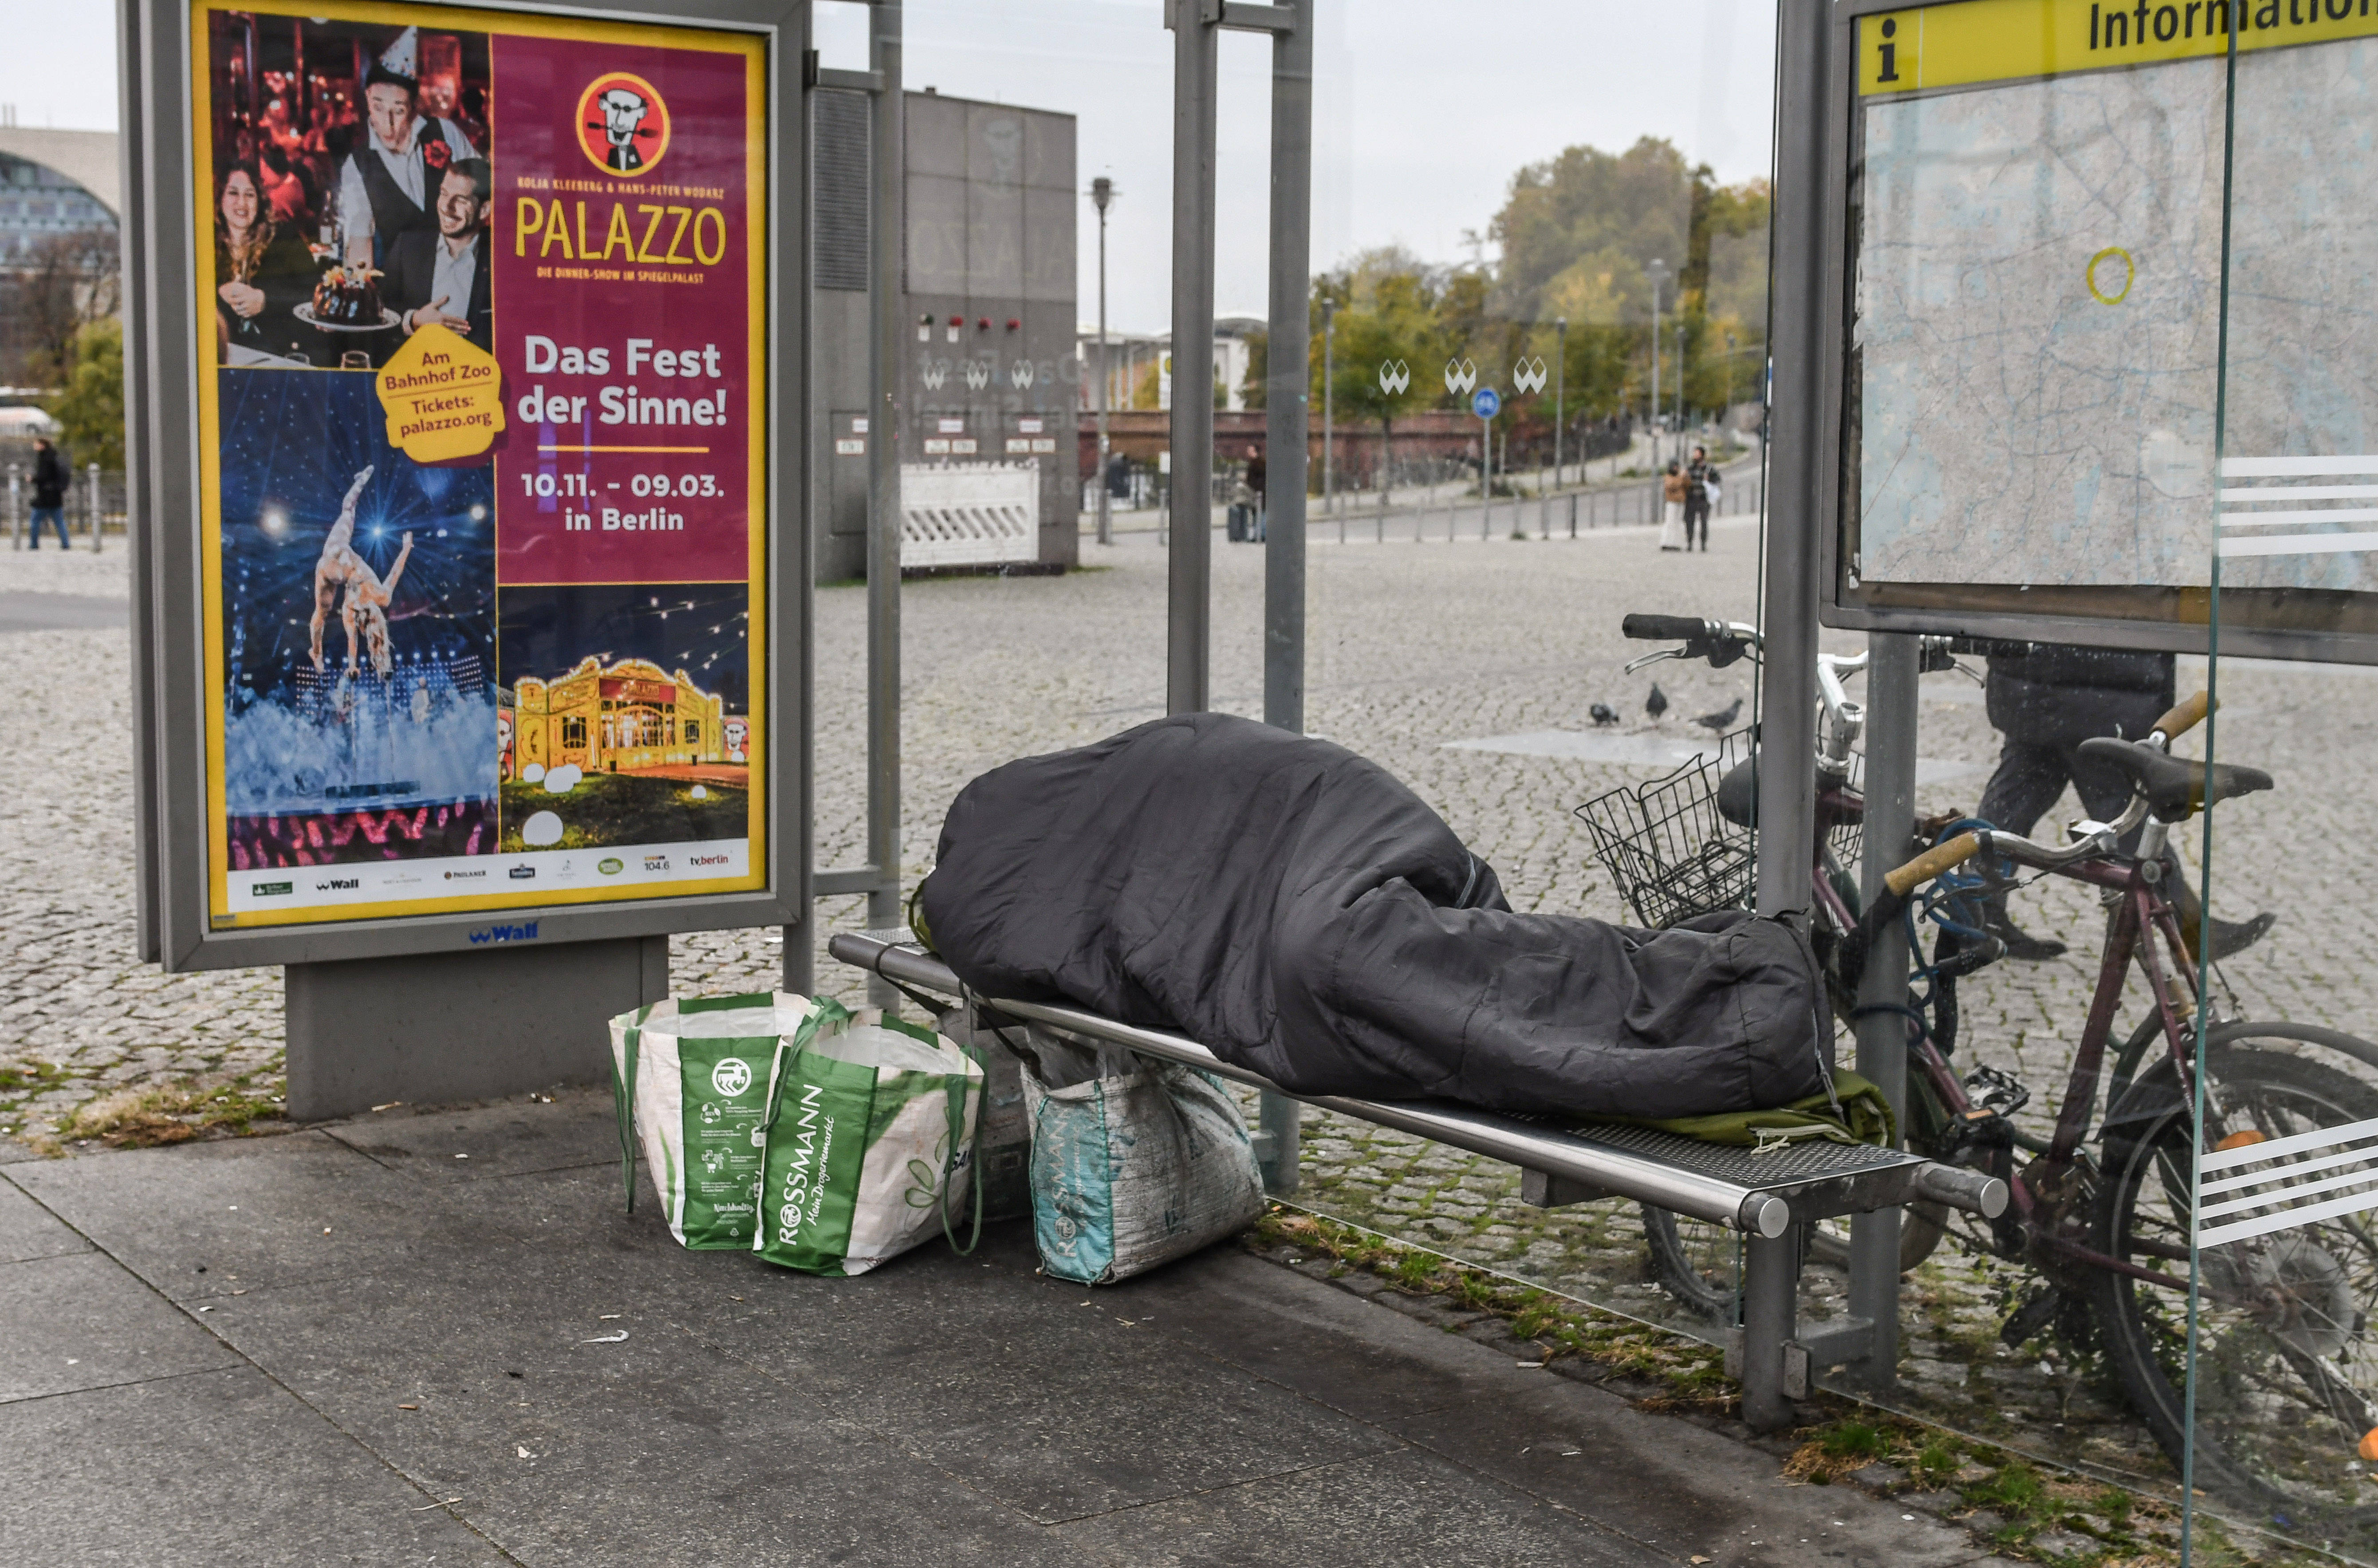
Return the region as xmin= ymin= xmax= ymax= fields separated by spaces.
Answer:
xmin=1024 ymin=1060 xmax=1264 ymax=1285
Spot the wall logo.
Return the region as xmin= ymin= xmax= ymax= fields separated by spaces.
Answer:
xmin=711 ymin=1059 xmax=752 ymax=1097
xmin=314 ymin=876 xmax=361 ymax=892
xmin=468 ymin=921 xmax=540 ymax=945
xmin=1443 ymin=358 xmax=1477 ymax=396
xmin=576 ymin=71 xmax=671 ymax=176
xmin=598 ymin=857 xmax=625 ymax=875
xmin=1512 ymin=357 xmax=1548 ymax=394
xmin=1377 ymin=359 xmax=1409 ymax=395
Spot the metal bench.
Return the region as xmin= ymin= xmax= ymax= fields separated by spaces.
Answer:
xmin=827 ymin=928 xmax=2007 ymax=1430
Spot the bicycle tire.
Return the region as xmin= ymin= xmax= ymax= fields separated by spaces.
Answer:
xmin=1804 ymin=1201 xmax=1949 ymax=1273
xmin=2090 ymin=1032 xmax=2378 ymax=1523
xmin=1640 ymin=1204 xmax=1813 ymax=1324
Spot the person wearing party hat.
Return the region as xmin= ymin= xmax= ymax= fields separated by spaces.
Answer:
xmin=337 ymin=27 xmax=480 ymax=271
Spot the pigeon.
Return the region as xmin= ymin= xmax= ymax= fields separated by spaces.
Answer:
xmin=1589 ymin=703 xmax=1619 ymax=727
xmin=1693 ymin=697 xmax=1743 ymax=733
xmin=1645 ymin=683 xmax=1669 ymax=721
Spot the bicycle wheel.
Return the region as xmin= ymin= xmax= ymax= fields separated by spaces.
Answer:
xmin=1641 ymin=1203 xmax=1740 ymax=1324
xmin=2091 ymin=1034 xmax=2378 ymax=1523
xmin=1805 ymin=1201 xmax=1950 ymax=1272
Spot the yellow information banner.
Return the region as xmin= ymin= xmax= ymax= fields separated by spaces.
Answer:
xmin=1859 ymin=0 xmax=2378 ymax=94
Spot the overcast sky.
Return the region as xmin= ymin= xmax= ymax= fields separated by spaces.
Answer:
xmin=9 ymin=0 xmax=1776 ymax=334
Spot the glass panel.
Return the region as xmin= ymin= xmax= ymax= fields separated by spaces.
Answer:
xmin=1273 ymin=2 xmax=1782 ymax=1341
xmin=2197 ymin=8 xmax=2378 ymax=1551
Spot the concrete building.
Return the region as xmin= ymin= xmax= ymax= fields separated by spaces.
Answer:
xmin=811 ymin=89 xmax=1079 ymax=581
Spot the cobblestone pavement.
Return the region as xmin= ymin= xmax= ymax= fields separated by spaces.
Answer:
xmin=11 ymin=513 xmax=2378 ymax=1510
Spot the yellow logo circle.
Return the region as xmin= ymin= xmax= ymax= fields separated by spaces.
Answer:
xmin=2086 ymin=246 xmax=2134 ymax=306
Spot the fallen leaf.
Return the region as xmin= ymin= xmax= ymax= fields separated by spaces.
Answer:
xmin=399 ymin=1403 xmax=419 ymax=1411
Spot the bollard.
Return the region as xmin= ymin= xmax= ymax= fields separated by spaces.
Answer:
xmin=87 ymin=463 xmax=103 ymax=552
xmin=7 ymin=463 xmax=18 ymax=550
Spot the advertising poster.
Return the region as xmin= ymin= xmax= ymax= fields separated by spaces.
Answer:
xmin=193 ymin=1 xmax=767 ymax=927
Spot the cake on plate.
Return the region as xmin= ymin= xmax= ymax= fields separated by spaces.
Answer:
xmin=311 ymin=265 xmax=384 ymax=327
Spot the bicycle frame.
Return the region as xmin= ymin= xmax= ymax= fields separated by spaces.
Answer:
xmin=1902 ymin=827 xmax=2220 ymax=1293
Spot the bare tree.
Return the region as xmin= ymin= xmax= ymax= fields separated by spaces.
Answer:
xmin=1 ymin=227 xmax=121 ymax=389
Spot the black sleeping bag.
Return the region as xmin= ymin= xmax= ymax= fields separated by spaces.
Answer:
xmin=917 ymin=712 xmax=1833 ymax=1120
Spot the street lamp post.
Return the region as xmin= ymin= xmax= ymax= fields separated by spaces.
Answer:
xmin=1676 ymin=310 xmax=1688 ymax=449
xmin=1320 ymin=298 xmax=1335 ymax=515
xmin=1553 ymin=315 xmax=1567 ymax=489
xmin=1091 ymin=176 xmax=1116 ymax=546
xmin=1646 ymin=258 xmax=1668 ymax=472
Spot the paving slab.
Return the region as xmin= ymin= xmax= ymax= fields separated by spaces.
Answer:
xmin=4 ymin=1131 xmax=547 ymax=1304
xmin=0 ymin=1250 xmax=240 ymax=1401
xmin=0 ymin=1367 xmax=509 ymax=1567
xmin=318 ymin=1089 xmax=624 ymax=1183
xmin=1382 ymin=1380 xmax=1999 ymax=1568
xmin=0 ymin=1174 xmax=89 ymax=1263
xmin=1047 ymin=1444 xmax=1661 ymax=1567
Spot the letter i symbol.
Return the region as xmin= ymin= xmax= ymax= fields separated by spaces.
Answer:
xmin=1878 ymin=16 xmax=1901 ymax=81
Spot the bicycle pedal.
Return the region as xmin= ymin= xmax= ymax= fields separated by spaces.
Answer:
xmin=1963 ymin=1063 xmax=2032 ymax=1118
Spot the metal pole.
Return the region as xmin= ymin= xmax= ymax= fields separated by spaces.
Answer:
xmin=88 ymin=462 xmax=104 ymax=551
xmin=1321 ymin=299 xmax=1334 ymax=515
xmin=1741 ymin=1227 xmax=1799 ymax=1431
xmin=1259 ymin=0 xmax=1313 ymax=1195
xmin=1648 ymin=263 xmax=1664 ymax=473
xmin=1760 ymin=0 xmax=1826 ymax=924
xmin=1553 ymin=316 xmax=1566 ymax=489
xmin=1093 ymin=177 xmax=1114 ymax=547
xmin=859 ymin=0 xmax=905 ymax=998
xmin=1739 ymin=0 xmax=1830 ymax=1426
xmin=1847 ymin=632 xmax=1919 ymax=1393
xmin=1166 ymin=0 xmax=1217 ymax=715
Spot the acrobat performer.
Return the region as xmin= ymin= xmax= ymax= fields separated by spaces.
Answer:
xmin=309 ymin=465 xmax=373 ymax=672
xmin=341 ymin=530 xmax=413 ymax=676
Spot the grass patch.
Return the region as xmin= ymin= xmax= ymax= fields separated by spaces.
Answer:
xmin=47 ymin=1079 xmax=287 ymax=1151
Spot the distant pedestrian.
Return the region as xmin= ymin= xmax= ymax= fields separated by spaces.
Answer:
xmin=1658 ymin=460 xmax=1687 ymax=551
xmin=1684 ymin=445 xmax=1713 ymax=551
xmin=28 ymin=437 xmax=71 ymax=549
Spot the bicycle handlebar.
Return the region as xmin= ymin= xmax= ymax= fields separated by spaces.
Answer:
xmin=2153 ymin=689 xmax=2213 ymax=744
xmin=1622 ymin=613 xmax=1721 ymax=641
xmin=1884 ymin=833 xmax=1983 ymax=898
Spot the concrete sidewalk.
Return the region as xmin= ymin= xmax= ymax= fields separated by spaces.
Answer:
xmin=1 ymin=1091 xmax=2012 ymax=1566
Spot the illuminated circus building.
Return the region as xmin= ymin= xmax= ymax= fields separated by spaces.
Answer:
xmin=504 ymin=656 xmax=744 ymax=778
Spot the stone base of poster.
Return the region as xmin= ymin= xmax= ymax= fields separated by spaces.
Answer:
xmin=284 ymin=936 xmax=669 ymax=1121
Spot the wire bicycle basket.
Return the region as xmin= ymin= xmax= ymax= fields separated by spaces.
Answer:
xmin=1575 ymin=726 xmax=1865 ymax=929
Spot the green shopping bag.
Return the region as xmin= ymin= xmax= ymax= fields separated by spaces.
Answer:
xmin=752 ymin=999 xmax=985 ymax=1277
xmin=610 ymin=992 xmax=820 ymax=1250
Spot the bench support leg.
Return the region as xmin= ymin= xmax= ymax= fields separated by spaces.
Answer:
xmin=1740 ymin=1225 xmax=1799 ymax=1432
xmin=1256 ymin=1090 xmax=1301 ymax=1195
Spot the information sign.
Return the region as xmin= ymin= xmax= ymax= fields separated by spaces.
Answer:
xmin=1823 ymin=0 xmax=2378 ymax=656
xmin=190 ymin=0 xmax=769 ymax=928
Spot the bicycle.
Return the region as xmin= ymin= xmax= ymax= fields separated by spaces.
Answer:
xmin=1579 ymin=617 xmax=1972 ymax=1312
xmin=1583 ymin=617 xmax=2378 ymax=1521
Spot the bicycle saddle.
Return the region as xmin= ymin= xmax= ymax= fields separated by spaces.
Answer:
xmin=2073 ymin=737 xmax=2273 ymax=821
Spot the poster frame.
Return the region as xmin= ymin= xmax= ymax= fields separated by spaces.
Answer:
xmin=126 ymin=0 xmax=811 ymax=972
xmin=1813 ymin=0 xmax=2378 ymax=664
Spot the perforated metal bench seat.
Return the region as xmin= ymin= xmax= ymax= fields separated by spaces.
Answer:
xmin=827 ymin=929 xmax=2001 ymax=1236
xmin=826 ymin=927 xmax=2005 ymax=1429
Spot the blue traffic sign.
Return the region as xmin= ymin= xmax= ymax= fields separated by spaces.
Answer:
xmin=1472 ymin=387 xmax=1500 ymax=420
